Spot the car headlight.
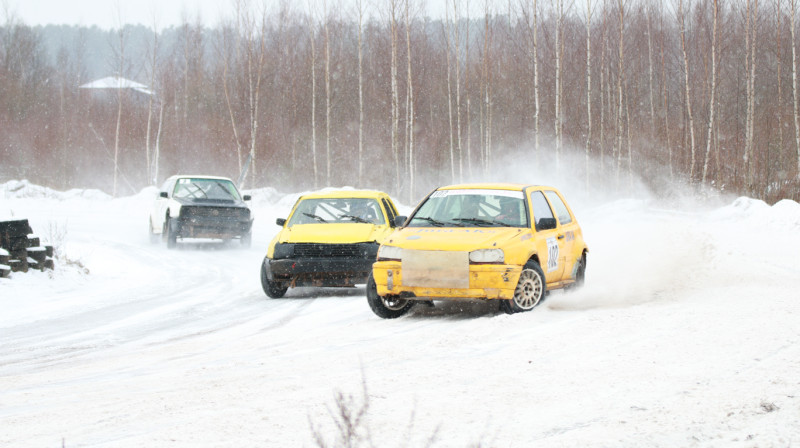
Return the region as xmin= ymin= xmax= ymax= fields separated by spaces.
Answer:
xmin=469 ymin=248 xmax=504 ymax=264
xmin=377 ymin=245 xmax=402 ymax=261
xmin=272 ymin=243 xmax=295 ymax=259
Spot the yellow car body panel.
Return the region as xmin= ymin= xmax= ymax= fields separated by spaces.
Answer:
xmin=372 ymin=183 xmax=587 ymax=301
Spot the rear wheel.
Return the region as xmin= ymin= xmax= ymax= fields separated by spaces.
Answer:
xmin=572 ymin=253 xmax=586 ymax=289
xmin=260 ymin=258 xmax=288 ymax=298
xmin=500 ymin=261 xmax=546 ymax=314
xmin=366 ymin=272 xmax=413 ymax=319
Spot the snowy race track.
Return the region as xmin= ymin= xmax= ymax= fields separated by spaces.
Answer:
xmin=2 ymin=182 xmax=800 ymax=447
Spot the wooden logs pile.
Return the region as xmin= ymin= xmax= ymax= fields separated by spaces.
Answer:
xmin=0 ymin=219 xmax=55 ymax=278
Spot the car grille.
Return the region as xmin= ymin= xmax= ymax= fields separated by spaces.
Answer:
xmin=183 ymin=207 xmax=247 ymax=219
xmin=293 ymin=243 xmax=365 ymax=258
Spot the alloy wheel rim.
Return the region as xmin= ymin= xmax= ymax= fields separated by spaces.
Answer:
xmin=514 ymin=269 xmax=542 ymax=309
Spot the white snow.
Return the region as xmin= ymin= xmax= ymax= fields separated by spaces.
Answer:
xmin=1 ymin=179 xmax=799 ymax=447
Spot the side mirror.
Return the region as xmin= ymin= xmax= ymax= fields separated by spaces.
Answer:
xmin=243 ymin=194 xmax=251 ymax=201
xmin=393 ymin=215 xmax=407 ymax=227
xmin=537 ymin=217 xmax=557 ymax=231
xmin=276 ymin=218 xmax=286 ymax=227
xmin=159 ymin=191 xmax=168 ymax=198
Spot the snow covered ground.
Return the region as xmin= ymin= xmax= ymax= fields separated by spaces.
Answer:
xmin=2 ymin=179 xmax=800 ymax=447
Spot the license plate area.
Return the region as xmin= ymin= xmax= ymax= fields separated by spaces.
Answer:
xmin=402 ymin=250 xmax=469 ymax=288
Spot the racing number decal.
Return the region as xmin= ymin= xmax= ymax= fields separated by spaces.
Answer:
xmin=546 ymin=237 xmax=559 ymax=272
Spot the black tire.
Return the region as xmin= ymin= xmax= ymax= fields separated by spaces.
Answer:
xmin=240 ymin=231 xmax=252 ymax=248
xmin=260 ymin=258 xmax=288 ymax=298
xmin=366 ymin=272 xmax=414 ymax=319
xmin=572 ymin=253 xmax=586 ymax=289
xmin=166 ymin=217 xmax=178 ymax=249
xmin=500 ymin=261 xmax=546 ymax=314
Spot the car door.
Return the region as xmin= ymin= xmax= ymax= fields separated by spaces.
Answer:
xmin=528 ymin=189 xmax=565 ymax=282
xmin=151 ymin=178 xmax=174 ymax=233
xmin=544 ymin=190 xmax=580 ymax=280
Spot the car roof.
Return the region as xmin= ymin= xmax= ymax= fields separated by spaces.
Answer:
xmin=168 ymin=175 xmax=236 ymax=182
xmin=298 ymin=189 xmax=389 ymax=200
xmin=438 ymin=183 xmax=543 ymax=191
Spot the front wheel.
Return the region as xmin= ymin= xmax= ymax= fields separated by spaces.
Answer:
xmin=366 ymin=272 xmax=413 ymax=319
xmin=260 ymin=258 xmax=288 ymax=298
xmin=166 ymin=217 xmax=178 ymax=249
xmin=500 ymin=261 xmax=546 ymax=314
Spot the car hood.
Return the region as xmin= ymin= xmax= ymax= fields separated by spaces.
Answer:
xmin=382 ymin=226 xmax=528 ymax=251
xmin=173 ymin=197 xmax=248 ymax=208
xmin=279 ymin=223 xmax=391 ymax=244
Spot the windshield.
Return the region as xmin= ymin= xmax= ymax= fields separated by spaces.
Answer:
xmin=173 ymin=178 xmax=242 ymax=201
xmin=407 ymin=189 xmax=528 ymax=228
xmin=287 ymin=197 xmax=385 ymax=225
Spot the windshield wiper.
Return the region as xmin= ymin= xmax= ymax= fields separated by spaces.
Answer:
xmin=453 ymin=217 xmax=495 ymax=227
xmin=341 ymin=214 xmax=371 ymax=224
xmin=411 ymin=216 xmax=446 ymax=227
xmin=303 ymin=212 xmax=328 ymax=223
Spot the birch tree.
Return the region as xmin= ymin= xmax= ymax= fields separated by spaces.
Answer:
xmin=145 ymin=13 xmax=160 ymax=185
xmin=445 ymin=3 xmax=456 ymax=182
xmin=678 ymin=0 xmax=697 ymax=181
xmin=585 ymin=0 xmax=595 ymax=190
xmin=702 ymin=0 xmax=718 ymax=185
xmin=356 ymin=0 xmax=365 ymax=185
xmin=793 ymin=0 xmax=800 ymax=180
xmin=405 ymin=0 xmax=415 ymax=201
xmin=744 ymin=0 xmax=760 ymax=192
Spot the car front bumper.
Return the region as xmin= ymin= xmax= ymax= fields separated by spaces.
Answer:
xmin=176 ymin=217 xmax=252 ymax=239
xmin=372 ymin=260 xmax=521 ymax=301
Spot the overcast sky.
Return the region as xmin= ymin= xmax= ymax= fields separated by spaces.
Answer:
xmin=12 ymin=0 xmax=233 ymax=29
xmin=10 ymin=0 xmax=455 ymax=30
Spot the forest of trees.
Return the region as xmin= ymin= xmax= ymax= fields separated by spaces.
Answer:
xmin=2 ymin=0 xmax=800 ymax=203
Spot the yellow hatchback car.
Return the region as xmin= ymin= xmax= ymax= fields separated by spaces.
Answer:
xmin=261 ymin=190 xmax=401 ymax=298
xmin=367 ymin=183 xmax=588 ymax=318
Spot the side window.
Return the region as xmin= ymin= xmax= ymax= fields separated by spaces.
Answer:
xmin=382 ymin=198 xmax=397 ymax=225
xmin=161 ymin=179 xmax=174 ymax=197
xmin=530 ymin=191 xmax=556 ymax=231
xmin=544 ymin=191 xmax=573 ymax=225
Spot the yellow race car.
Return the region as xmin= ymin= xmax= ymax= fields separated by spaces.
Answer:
xmin=261 ymin=190 xmax=401 ymax=298
xmin=367 ymin=183 xmax=588 ymax=318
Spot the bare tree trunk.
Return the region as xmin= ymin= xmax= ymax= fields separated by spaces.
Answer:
xmin=600 ymin=3 xmax=607 ymax=172
xmin=482 ymin=0 xmax=492 ymax=175
xmin=702 ymin=0 xmax=718 ymax=185
xmin=793 ymin=0 xmax=800 ymax=179
xmin=445 ymin=5 xmax=456 ymax=182
xmin=309 ymin=13 xmax=319 ymax=188
xmin=679 ymin=0 xmax=697 ymax=182
xmin=555 ymin=0 xmax=563 ymax=172
xmin=453 ymin=0 xmax=463 ymax=181
xmin=113 ymin=19 xmax=125 ymax=197
xmin=745 ymin=0 xmax=760 ymax=192
xmin=145 ymin=19 xmax=159 ymax=185
xmin=324 ymin=0 xmax=332 ymax=185
xmin=154 ymin=98 xmax=164 ymax=184
xmin=661 ymin=0 xmax=672 ymax=178
xmin=357 ymin=0 xmax=364 ymax=185
xmin=585 ymin=0 xmax=594 ymax=191
xmin=646 ymin=2 xmax=656 ymax=141
xmin=466 ymin=0 xmax=472 ymax=178
xmin=533 ymin=0 xmax=540 ymax=161
xmin=405 ymin=0 xmax=415 ymax=201
xmin=391 ymin=0 xmax=401 ymax=191
xmin=221 ymin=9 xmax=243 ymax=176
xmin=615 ymin=0 xmax=624 ymax=185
